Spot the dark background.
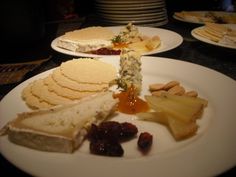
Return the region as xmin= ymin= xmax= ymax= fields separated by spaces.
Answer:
xmin=0 ymin=0 xmax=235 ymax=176
xmin=0 ymin=0 xmax=229 ymax=63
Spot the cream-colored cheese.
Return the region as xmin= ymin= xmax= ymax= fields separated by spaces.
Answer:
xmin=57 ymin=38 xmax=112 ymax=52
xmin=57 ymin=26 xmax=114 ymax=52
xmin=118 ymin=49 xmax=142 ymax=94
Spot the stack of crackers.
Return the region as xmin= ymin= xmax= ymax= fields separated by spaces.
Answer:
xmin=193 ymin=23 xmax=236 ymax=46
xmin=22 ymin=59 xmax=117 ymax=109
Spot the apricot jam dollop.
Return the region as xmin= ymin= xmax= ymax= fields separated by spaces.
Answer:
xmin=114 ymin=85 xmax=149 ymax=114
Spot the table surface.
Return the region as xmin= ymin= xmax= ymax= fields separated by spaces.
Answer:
xmin=0 ymin=15 xmax=236 ymax=177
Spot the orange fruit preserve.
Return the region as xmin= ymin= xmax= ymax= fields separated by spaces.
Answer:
xmin=114 ymin=85 xmax=149 ymax=114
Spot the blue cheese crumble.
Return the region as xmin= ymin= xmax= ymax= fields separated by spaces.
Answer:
xmin=117 ymin=49 xmax=142 ymax=94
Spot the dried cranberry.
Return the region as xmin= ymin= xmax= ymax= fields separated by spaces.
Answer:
xmin=138 ymin=132 xmax=153 ymax=152
xmin=120 ymin=122 xmax=138 ymax=140
xmin=87 ymin=124 xmax=99 ymax=141
xmin=98 ymin=121 xmax=122 ymax=141
xmin=90 ymin=139 xmax=124 ymax=157
xmin=91 ymin=48 xmax=121 ymax=55
xmin=87 ymin=121 xmax=142 ymax=157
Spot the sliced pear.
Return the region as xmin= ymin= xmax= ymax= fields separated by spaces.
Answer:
xmin=167 ymin=117 xmax=198 ymax=140
xmin=136 ymin=111 xmax=168 ymax=125
xmin=145 ymin=95 xmax=204 ymax=123
xmin=161 ymin=92 xmax=208 ymax=107
xmin=137 ymin=111 xmax=199 ymax=140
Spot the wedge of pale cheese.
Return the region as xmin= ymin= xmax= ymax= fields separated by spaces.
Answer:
xmin=1 ymin=91 xmax=118 ymax=153
xmin=57 ymin=26 xmax=114 ymax=52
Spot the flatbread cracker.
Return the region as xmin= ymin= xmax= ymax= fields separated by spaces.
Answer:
xmin=22 ymin=82 xmax=54 ymax=109
xmin=31 ymin=79 xmax=73 ymax=105
xmin=194 ymin=28 xmax=221 ymax=42
xmin=44 ymin=75 xmax=96 ymax=100
xmin=60 ymin=59 xmax=117 ymax=84
xmin=52 ymin=68 xmax=108 ymax=91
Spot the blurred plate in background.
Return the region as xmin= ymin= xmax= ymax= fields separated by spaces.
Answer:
xmin=94 ymin=0 xmax=168 ymax=26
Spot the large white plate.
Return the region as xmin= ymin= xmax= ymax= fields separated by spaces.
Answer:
xmin=1 ymin=56 xmax=236 ymax=177
xmin=191 ymin=24 xmax=236 ymax=49
xmin=51 ymin=26 xmax=183 ymax=57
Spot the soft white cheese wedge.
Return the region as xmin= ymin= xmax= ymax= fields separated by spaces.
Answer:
xmin=0 ymin=91 xmax=118 ymax=153
xmin=57 ymin=38 xmax=113 ymax=52
xmin=57 ymin=26 xmax=114 ymax=52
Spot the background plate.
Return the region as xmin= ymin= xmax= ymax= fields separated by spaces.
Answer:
xmin=173 ymin=11 xmax=236 ymax=24
xmin=191 ymin=24 xmax=236 ymax=49
xmin=51 ymin=26 xmax=183 ymax=57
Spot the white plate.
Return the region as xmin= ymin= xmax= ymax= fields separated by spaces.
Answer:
xmin=191 ymin=24 xmax=236 ymax=49
xmin=173 ymin=11 xmax=236 ymax=24
xmin=97 ymin=13 xmax=167 ymax=21
xmin=173 ymin=14 xmax=205 ymax=24
xmin=95 ymin=1 xmax=165 ymax=8
xmin=1 ymin=56 xmax=236 ymax=177
xmin=99 ymin=19 xmax=169 ymax=28
xmin=51 ymin=26 xmax=183 ymax=57
xmin=100 ymin=17 xmax=167 ymax=24
xmin=96 ymin=11 xmax=166 ymax=18
xmin=96 ymin=8 xmax=159 ymax=14
xmin=95 ymin=4 xmax=165 ymax=11
xmin=95 ymin=0 xmax=163 ymax=5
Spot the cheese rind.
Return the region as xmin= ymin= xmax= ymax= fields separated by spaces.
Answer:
xmin=1 ymin=91 xmax=118 ymax=153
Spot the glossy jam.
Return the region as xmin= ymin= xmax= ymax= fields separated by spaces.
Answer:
xmin=91 ymin=48 xmax=121 ymax=55
xmin=113 ymin=42 xmax=128 ymax=49
xmin=114 ymin=86 xmax=149 ymax=114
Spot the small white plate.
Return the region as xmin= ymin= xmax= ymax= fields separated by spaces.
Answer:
xmin=191 ymin=24 xmax=236 ymax=49
xmin=1 ymin=56 xmax=236 ymax=177
xmin=51 ymin=26 xmax=183 ymax=57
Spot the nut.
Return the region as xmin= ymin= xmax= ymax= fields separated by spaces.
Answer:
xmin=151 ymin=90 xmax=167 ymax=97
xmin=163 ymin=81 xmax=180 ymax=90
xmin=184 ymin=91 xmax=198 ymax=97
xmin=167 ymin=85 xmax=185 ymax=95
xmin=149 ymin=83 xmax=165 ymax=91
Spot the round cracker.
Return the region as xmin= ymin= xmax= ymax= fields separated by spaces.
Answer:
xmin=60 ymin=59 xmax=117 ymax=84
xmin=22 ymin=82 xmax=54 ymax=109
xmin=31 ymin=79 xmax=73 ymax=105
xmin=52 ymin=68 xmax=108 ymax=91
xmin=44 ymin=75 xmax=96 ymax=100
